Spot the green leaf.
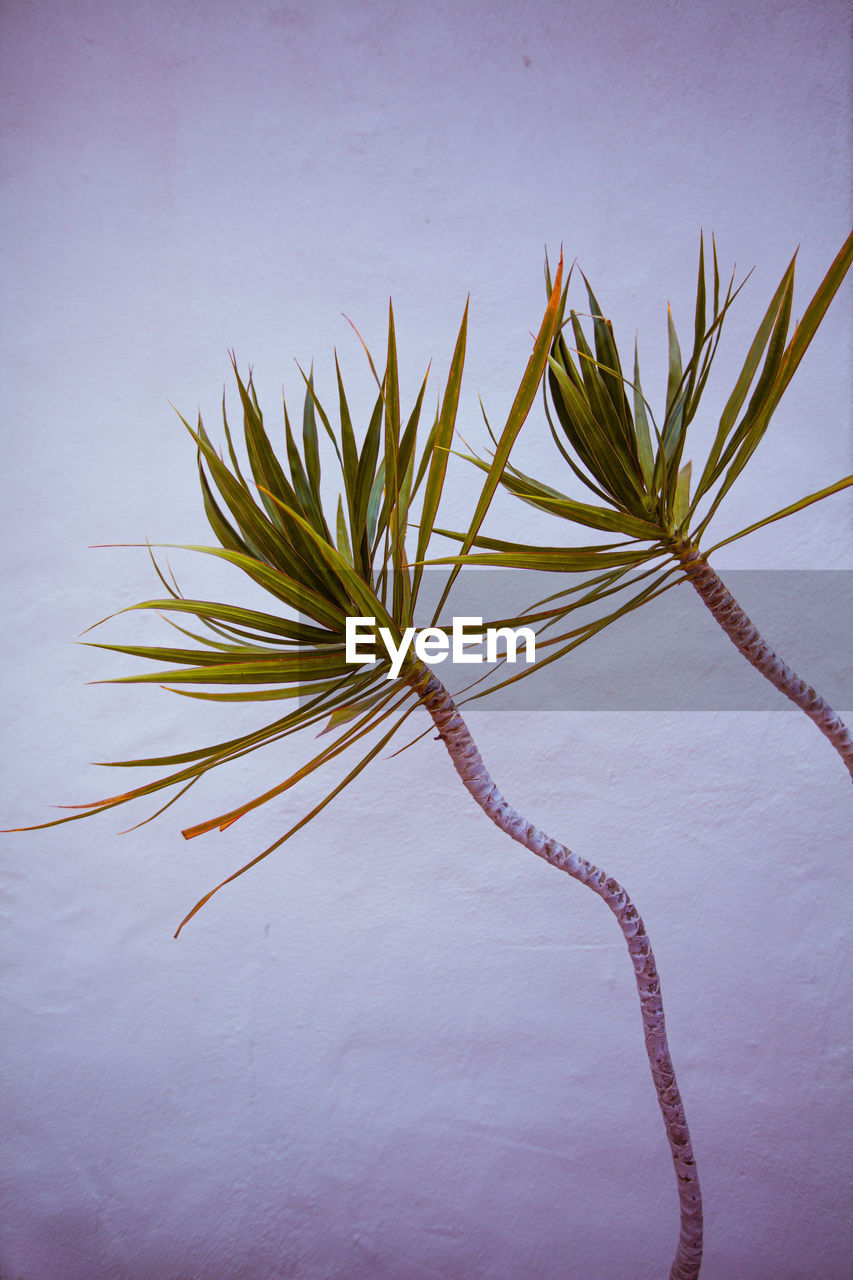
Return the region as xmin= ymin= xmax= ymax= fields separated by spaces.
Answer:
xmin=673 ymin=460 xmax=692 ymax=527
xmin=765 ymin=227 xmax=853 ymax=417
xmin=384 ymin=301 xmax=401 ymax=510
xmin=433 ymin=545 xmax=655 ymax=571
xmin=706 ymin=475 xmax=853 ymax=553
xmin=429 ymin=257 xmax=565 ymax=623
xmin=162 ymin=543 xmax=346 ymax=630
xmin=550 ymin=345 xmax=647 ymax=511
xmin=195 ymin=453 xmax=253 ymax=558
xmin=720 ymin=263 xmax=794 ymax=459
xmin=302 ymin=370 xmax=322 ymax=499
xmin=665 ymin=304 xmax=683 ymax=416
xmin=693 ymin=250 xmax=796 ymax=508
xmin=190 ymin=418 xmax=318 ymax=585
xmin=543 ymin=368 xmax=618 ymax=504
xmin=660 ymin=307 xmax=688 ymax=481
xmin=257 ymin=486 xmax=399 ymax=639
xmin=396 ymin=367 xmax=431 ymax=515
xmin=462 ymin=564 xmax=681 ymax=702
xmin=296 ymin=360 xmax=344 ymax=467
xmin=283 ymin=395 xmax=321 ymax=526
xmin=413 ymin=301 xmax=468 ymax=603
xmin=411 ymin=406 xmax=440 ymax=500
xmin=99 ymin=651 xmax=351 ymax=687
xmin=485 ymin=456 xmax=663 ymax=539
xmin=692 ymin=232 xmax=707 ymax=375
xmin=336 ymin=495 xmax=354 ymax=566
xmin=335 ymin=351 xmax=359 ymax=514
xmin=231 ymin=362 xmax=301 ymax=533
xmin=582 ymin=274 xmax=633 ymax=443
xmin=115 ymin=597 xmax=332 ymax=645
xmin=353 ymin=392 xmax=384 ymax=551
xmin=318 ymin=690 xmax=389 ymax=735
xmin=173 ymin=696 xmax=419 ymax=937
xmin=366 ymin=458 xmax=385 ymax=554
xmin=632 ymin=338 xmax=655 ymax=490
xmin=180 ymin=682 xmax=407 ymax=839
xmin=693 ymin=272 xmax=797 ymax=535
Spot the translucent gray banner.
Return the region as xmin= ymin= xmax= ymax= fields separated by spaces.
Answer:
xmin=306 ymin=570 xmax=852 ymax=712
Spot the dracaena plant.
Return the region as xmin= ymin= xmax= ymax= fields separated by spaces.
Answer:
xmin=8 ymin=267 xmax=704 ymax=1279
xmin=448 ymin=231 xmax=853 ymax=778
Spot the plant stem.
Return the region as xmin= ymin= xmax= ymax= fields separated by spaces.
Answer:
xmin=671 ymin=538 xmax=853 ymax=780
xmin=409 ymin=665 xmax=703 ymax=1280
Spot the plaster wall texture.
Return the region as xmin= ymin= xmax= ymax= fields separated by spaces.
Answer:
xmin=1 ymin=2 xmax=851 ymax=1278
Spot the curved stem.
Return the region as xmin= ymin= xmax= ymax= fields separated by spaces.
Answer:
xmin=409 ymin=665 xmax=703 ymax=1280
xmin=671 ymin=537 xmax=853 ymax=780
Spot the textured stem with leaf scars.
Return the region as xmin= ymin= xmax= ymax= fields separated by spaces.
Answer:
xmin=410 ymin=665 xmax=703 ymax=1280
xmin=671 ymin=538 xmax=853 ymax=780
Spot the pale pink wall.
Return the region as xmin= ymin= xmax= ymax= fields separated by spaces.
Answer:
xmin=1 ymin=2 xmax=851 ymax=1277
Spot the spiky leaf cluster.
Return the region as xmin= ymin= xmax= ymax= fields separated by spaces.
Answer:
xmin=12 ymin=270 xmax=564 ymax=932
xmin=439 ymin=231 xmax=853 ymax=684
